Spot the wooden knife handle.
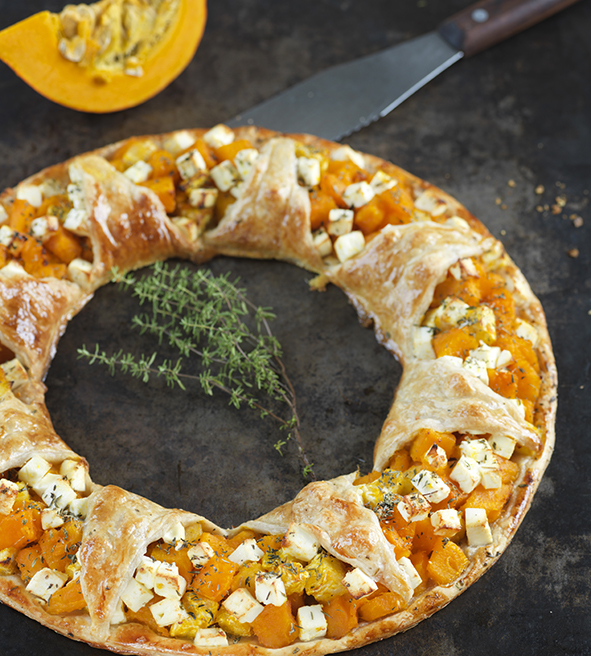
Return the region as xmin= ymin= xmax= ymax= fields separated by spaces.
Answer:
xmin=439 ymin=0 xmax=581 ymax=57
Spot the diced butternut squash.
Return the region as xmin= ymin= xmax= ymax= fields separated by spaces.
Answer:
xmin=215 ymin=191 xmax=236 ymax=220
xmin=432 ymin=325 xmax=479 ymax=359
xmin=388 ymin=449 xmax=412 ymax=472
xmin=353 ymin=470 xmax=381 ymax=486
xmin=379 ymin=187 xmax=414 ymax=225
xmin=320 ymin=173 xmax=348 ymax=208
xmin=226 ymin=529 xmax=259 ymax=551
xmin=409 ymin=550 xmax=429 ymax=594
xmin=148 ymin=149 xmax=178 ymax=180
xmin=215 ymin=139 xmax=253 ymax=163
xmin=357 ymin=592 xmax=403 ymax=621
xmin=461 ymin=483 xmax=513 ymax=522
xmin=141 ymin=176 xmax=177 ymax=214
xmin=324 ymin=594 xmax=359 ymax=640
xmin=46 ymin=576 xmax=86 ymax=615
xmin=410 ymin=428 xmax=456 ymax=464
xmin=44 ymin=225 xmax=83 ymax=264
xmin=230 ymin=561 xmax=263 ymax=595
xmin=354 ymin=198 xmax=385 ymax=235
xmin=484 ymin=289 xmax=515 ymax=335
xmin=190 ymin=536 xmax=238 ymax=602
xmin=508 ymin=360 xmax=541 ymax=404
xmin=38 ymin=519 xmax=83 ymax=572
xmin=9 ymin=199 xmax=35 ymax=233
xmin=251 ymin=600 xmax=298 ymax=648
xmin=257 ymin=534 xmax=283 ymax=553
xmin=149 ymin=542 xmax=194 ymax=583
xmin=497 ymin=457 xmax=520 ymax=484
xmin=16 ymin=543 xmax=45 ymax=584
xmin=0 ymin=506 xmax=43 ymax=550
xmin=427 ymin=539 xmax=469 ymax=586
xmin=125 ymin=601 xmax=169 ymax=636
xmin=194 ymin=138 xmax=217 ymax=170
xmin=432 ymin=277 xmax=482 ymax=308
xmin=380 ymin=520 xmax=413 ymax=559
xmin=488 ymin=368 xmax=518 ymax=399
xmin=309 ymin=190 xmax=337 ymax=230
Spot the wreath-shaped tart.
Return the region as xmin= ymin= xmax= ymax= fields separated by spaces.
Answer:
xmin=0 ymin=125 xmax=556 ymax=655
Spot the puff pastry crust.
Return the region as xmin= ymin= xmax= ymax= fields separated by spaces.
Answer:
xmin=0 ymin=126 xmax=557 ymax=656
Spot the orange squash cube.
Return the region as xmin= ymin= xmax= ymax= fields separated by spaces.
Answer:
xmin=46 ymin=576 xmax=86 ymax=615
xmin=141 ymin=176 xmax=177 ymax=214
xmin=357 ymin=592 xmax=403 ymax=621
xmin=309 ymin=190 xmax=337 ymax=230
xmin=215 ymin=139 xmax=253 ymax=163
xmin=427 ymin=539 xmax=469 ymax=586
xmin=324 ymin=594 xmax=359 ymax=640
xmin=251 ymin=600 xmax=298 ymax=648
xmin=461 ymin=483 xmax=513 ymax=522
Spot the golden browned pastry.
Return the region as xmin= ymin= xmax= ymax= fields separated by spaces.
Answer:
xmin=0 ymin=125 xmax=556 ymax=656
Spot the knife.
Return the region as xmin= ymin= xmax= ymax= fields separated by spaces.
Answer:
xmin=227 ymin=0 xmax=580 ymax=141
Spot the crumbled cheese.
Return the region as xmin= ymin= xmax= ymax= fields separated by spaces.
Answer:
xmin=312 ymin=228 xmax=332 ymax=257
xmin=297 ymin=157 xmax=321 ymax=187
xmin=16 ymin=184 xmax=43 ymax=208
xmin=176 ymin=149 xmax=207 ymax=180
xmin=396 ymin=493 xmax=431 ymax=523
xmin=370 ymin=171 xmax=397 ymax=195
xmin=281 ymin=523 xmax=320 ymax=562
xmin=326 ymin=208 xmax=354 ymax=236
xmin=496 ymin=350 xmax=513 ymax=368
xmin=412 ymin=325 xmax=435 ymax=359
xmin=153 ymin=561 xmax=187 ymax=599
xmin=162 ymin=521 xmax=185 ymax=550
xmin=297 ymin=604 xmax=328 ymax=641
xmin=0 ymin=225 xmax=16 ymax=247
xmin=234 ymin=148 xmax=259 ymax=179
xmin=414 ymin=189 xmax=447 ymax=216
xmin=60 ymin=459 xmax=87 ymax=493
xmin=18 ymin=456 xmax=52 ymax=487
xmin=187 ymin=541 xmax=216 ymax=568
xmin=334 ymin=231 xmax=365 ymax=263
xmin=450 ymin=455 xmax=481 ymax=493
xmin=469 ymin=344 xmax=501 ymax=370
xmin=193 ymin=627 xmax=229 ymax=647
xmin=330 ymin=145 xmax=365 ymax=169
xmin=135 ymin=556 xmax=161 ymax=590
xmin=430 ymin=509 xmax=462 ymax=536
xmin=40 ymin=474 xmax=77 ymax=510
xmin=222 ymin=588 xmax=264 ymax=624
xmin=0 ymin=478 xmax=19 ymax=515
xmin=63 ymin=208 xmax=88 ymax=234
xmin=459 ymin=438 xmax=497 ymax=472
xmin=203 ymin=124 xmax=235 ymax=150
xmin=41 ymin=507 xmax=64 ymax=530
xmin=163 ymin=131 xmax=196 ymax=156
xmin=30 ymin=216 xmax=59 ymax=241
xmin=343 ymin=181 xmax=375 ymax=208
xmin=488 ymin=435 xmax=516 ymax=460
xmin=255 ymin=571 xmax=287 ymax=606
xmin=342 ymin=567 xmax=378 ymax=599
xmin=465 ymin=507 xmax=493 ymax=546
xmin=515 ymin=318 xmax=539 ymax=347
xmin=229 ymin=538 xmax=264 ymax=565
xmin=463 ymin=356 xmax=489 ymax=385
xmin=124 ymin=160 xmax=153 ymax=184
xmin=189 ymin=187 xmax=218 ymax=209
xmin=121 ymin=577 xmax=154 ymax=613
xmin=67 ymin=258 xmax=93 ymax=287
xmin=397 ymin=557 xmax=422 ymax=590
xmin=210 ymin=160 xmax=240 ymax=192
xmin=150 ymin=597 xmax=190 ymax=627
xmin=411 ymin=470 xmax=450 ymax=504
xmin=0 ymin=204 xmax=7 ymax=224
xmin=424 ymin=297 xmax=470 ymax=331
xmin=424 ymin=443 xmax=447 ymax=470
xmin=26 ymin=568 xmax=68 ymax=602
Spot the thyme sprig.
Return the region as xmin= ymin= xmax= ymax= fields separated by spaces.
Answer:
xmin=77 ymin=262 xmax=315 ymax=479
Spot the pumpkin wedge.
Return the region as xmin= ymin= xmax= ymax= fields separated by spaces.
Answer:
xmin=0 ymin=0 xmax=207 ymax=113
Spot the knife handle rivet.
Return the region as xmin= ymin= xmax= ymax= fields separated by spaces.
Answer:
xmin=471 ymin=8 xmax=489 ymax=23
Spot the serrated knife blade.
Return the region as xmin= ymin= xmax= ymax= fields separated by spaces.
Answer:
xmin=227 ymin=0 xmax=580 ymax=141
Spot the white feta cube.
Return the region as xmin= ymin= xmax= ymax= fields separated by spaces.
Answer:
xmin=496 ymin=350 xmax=513 ymax=368
xmin=67 ymin=258 xmax=93 ymax=287
xmin=60 ymin=459 xmax=87 ymax=493
xmin=172 ymin=217 xmax=200 ymax=242
xmin=326 ymin=208 xmax=354 ymax=236
xmin=41 ymin=507 xmax=64 ymax=530
xmin=424 ymin=297 xmax=470 ymax=331
xmin=297 ymin=157 xmax=321 ymax=187
xmin=111 ymin=601 xmax=127 ymax=625
xmin=481 ymin=240 xmax=506 ymax=269
xmin=0 ymin=204 xmax=7 ymax=224
xmin=153 ymin=561 xmax=187 ymax=599
xmin=176 ymin=149 xmax=207 ymax=180
xmin=193 ymin=627 xmax=229 ymax=647
xmin=397 ymin=557 xmax=422 ymax=590
xmin=449 ymin=258 xmax=479 ymax=280
xmin=150 ymin=597 xmax=190 ymax=627
xmin=39 ymin=474 xmax=77 ymax=510
xmin=234 ymin=148 xmax=259 ymax=178
xmin=396 ymin=493 xmax=431 ymax=523
xmin=189 ymin=187 xmax=218 ymax=209
xmin=163 ymin=131 xmax=196 ymax=155
xmin=281 ymin=523 xmax=320 ymax=562
xmin=66 ymin=178 xmax=86 ymax=211
xmin=30 ymin=216 xmax=59 ymax=241
xmin=342 ymin=567 xmax=378 ymax=599
xmin=412 ymin=325 xmax=435 ymax=359
xmin=370 ymin=170 xmax=397 ymax=195
xmin=450 ymin=455 xmax=481 ymax=494
xmin=121 ymin=577 xmax=154 ymax=613
xmin=480 ymin=469 xmax=502 ymax=489
xmin=411 ymin=470 xmax=450 ymax=504
xmin=26 ymin=568 xmax=68 ymax=602
xmin=0 ymin=478 xmax=19 ymax=515
xmin=135 ymin=556 xmax=161 ymax=590
xmin=465 ymin=507 xmax=493 ymax=547
xmin=488 ymin=435 xmax=517 ymax=460
xmin=0 ymin=358 xmax=28 ymax=389
xmin=469 ymin=344 xmax=501 ymax=370
xmin=16 ymin=184 xmax=43 ymax=208
xmin=162 ymin=521 xmax=185 ymax=550
xmin=0 ymin=225 xmax=15 ymax=247
xmin=229 ymin=538 xmax=264 ymax=565
xmin=330 ymin=145 xmax=365 ymax=169
xmin=18 ymin=456 xmax=52 ymax=487
xmin=343 ymin=181 xmax=375 ymax=208
xmin=210 ymin=160 xmax=240 ymax=192
xmin=507 ymin=397 xmax=526 ymax=420
xmin=515 ymin=318 xmax=539 ymax=347
xmin=459 ymin=438 xmax=497 ymax=471
xmin=222 ymin=587 xmax=264 ymax=624
xmin=124 ymin=160 xmax=153 ymax=184
xmin=430 ymin=509 xmax=462 ymax=536
xmin=229 ymin=181 xmax=245 ymax=199
xmin=414 ymin=189 xmax=447 ymax=216
xmin=297 ymin=604 xmax=327 ymax=641
xmin=312 ymin=227 xmax=332 ymax=257
xmin=446 ymin=216 xmax=471 ymax=231
xmin=0 ymin=261 xmax=26 ymax=279
xmin=463 ymin=356 xmax=489 ymax=385
xmin=203 ymin=124 xmax=235 ymax=149
xmin=63 ymin=208 xmax=88 ymax=234
xmin=334 ymin=231 xmax=365 ymax=263
xmin=187 ymin=541 xmax=216 ymax=568
xmin=255 ymin=571 xmax=287 ymax=606
xmin=424 ymin=443 xmax=448 ymax=470
xmin=68 ymin=496 xmax=91 ymax=519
